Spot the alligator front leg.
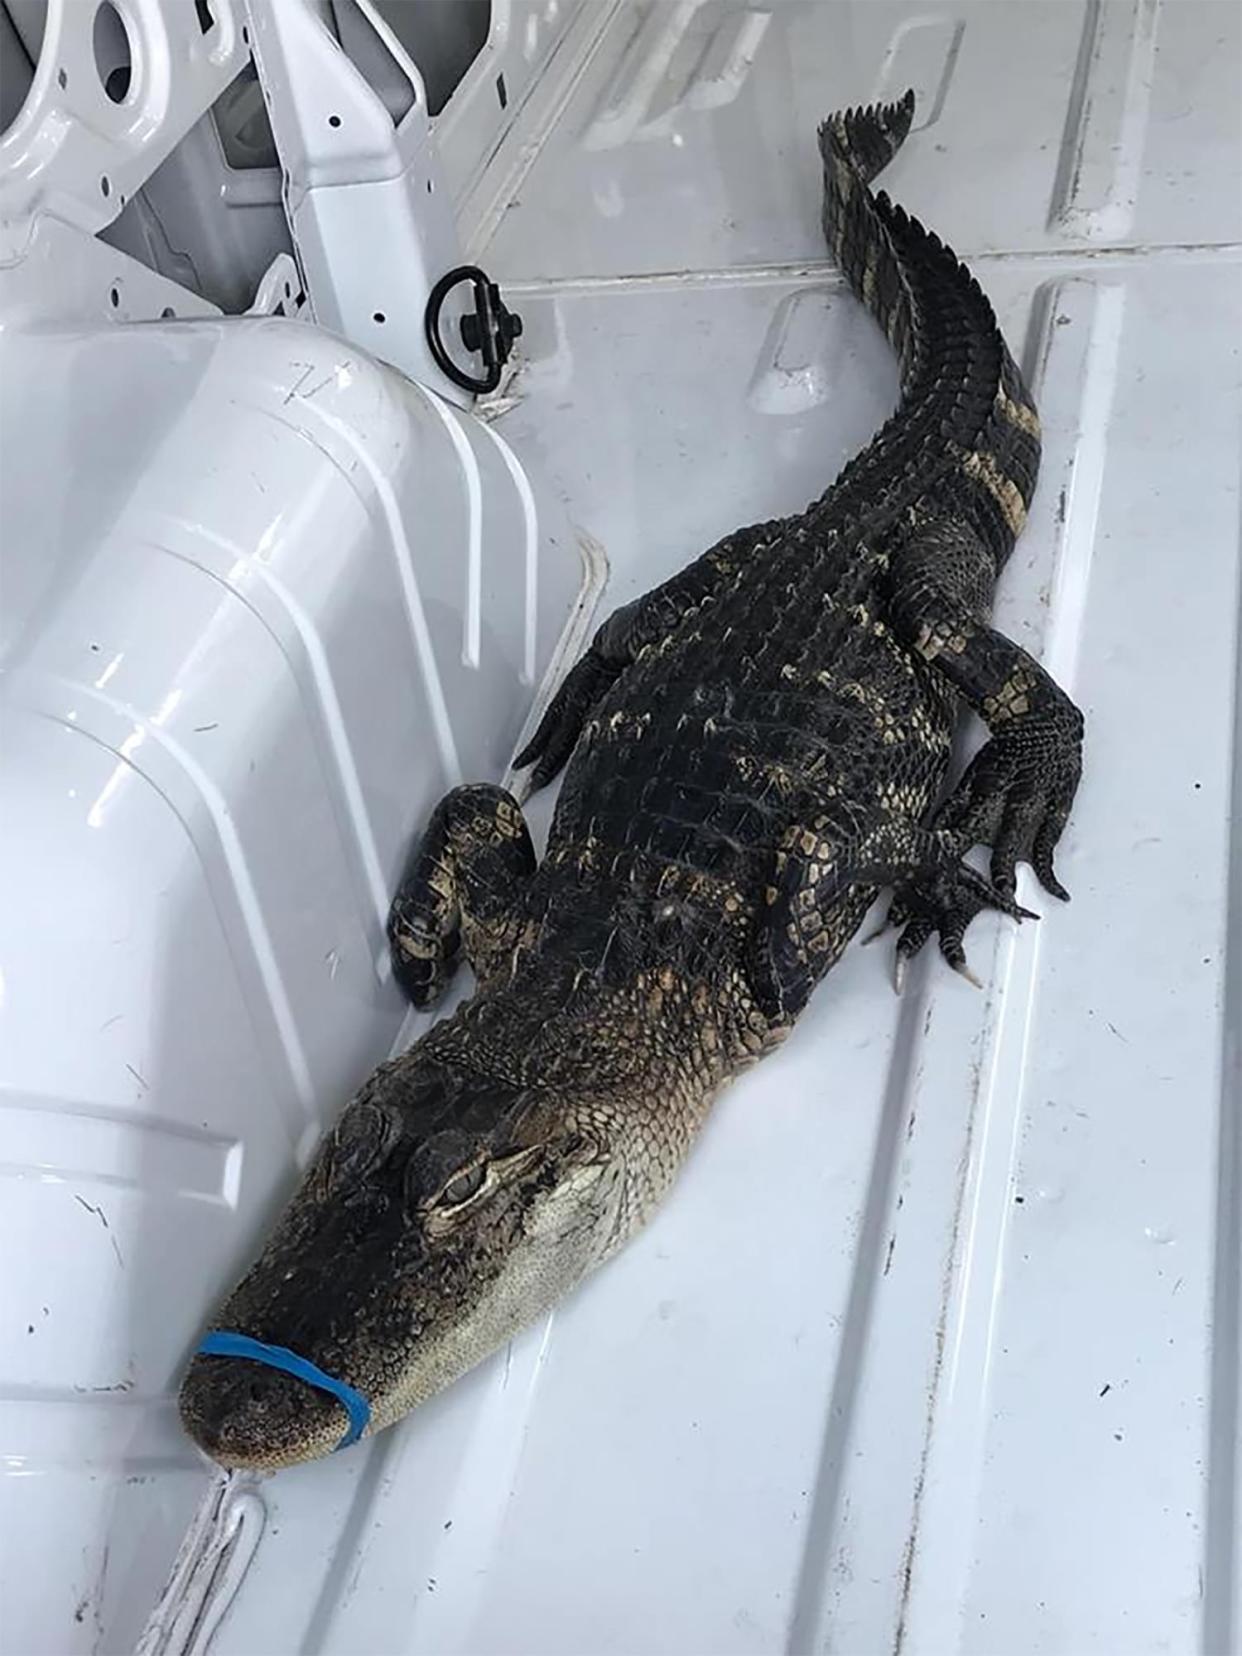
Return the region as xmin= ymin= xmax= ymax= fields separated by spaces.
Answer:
xmin=387 ymin=785 xmax=536 ymax=1008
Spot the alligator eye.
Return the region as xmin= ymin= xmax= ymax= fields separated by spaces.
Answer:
xmin=437 ymin=1164 xmax=486 ymax=1208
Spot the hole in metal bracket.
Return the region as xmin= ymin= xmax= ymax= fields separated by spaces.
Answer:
xmin=328 ymin=113 xmax=341 ymax=128
xmin=496 ymin=73 xmax=507 ymax=109
xmin=372 ymin=312 xmax=386 ymax=324
xmin=94 ymin=2 xmax=133 ymax=104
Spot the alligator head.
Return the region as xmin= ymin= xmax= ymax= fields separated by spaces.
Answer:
xmin=179 ymin=1049 xmax=625 ymax=1469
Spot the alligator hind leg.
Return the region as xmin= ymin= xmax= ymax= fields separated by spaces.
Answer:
xmin=869 ymin=518 xmax=1082 ymax=982
xmin=887 ymin=519 xmax=1084 ymax=893
xmin=387 ymin=785 xmax=536 ymax=1008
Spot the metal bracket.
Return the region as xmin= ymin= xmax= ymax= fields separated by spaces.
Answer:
xmin=244 ymin=0 xmax=465 ymax=399
xmin=0 ymin=0 xmax=249 ymax=264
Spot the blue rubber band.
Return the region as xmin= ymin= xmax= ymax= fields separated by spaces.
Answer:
xmin=197 ymin=1331 xmax=371 ymax=1450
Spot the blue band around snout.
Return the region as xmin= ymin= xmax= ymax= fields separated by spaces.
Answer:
xmin=197 ymin=1331 xmax=371 ymax=1450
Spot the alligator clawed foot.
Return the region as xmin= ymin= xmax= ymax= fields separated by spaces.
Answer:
xmin=871 ymin=860 xmax=1038 ymax=993
xmin=932 ymin=707 xmax=1083 ymax=904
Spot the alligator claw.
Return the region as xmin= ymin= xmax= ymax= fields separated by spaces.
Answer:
xmin=861 ymin=912 xmax=891 ymax=946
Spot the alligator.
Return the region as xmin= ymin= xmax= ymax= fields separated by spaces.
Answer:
xmin=180 ymin=92 xmax=1083 ymax=1470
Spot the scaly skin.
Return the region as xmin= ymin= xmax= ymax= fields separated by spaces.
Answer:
xmin=180 ymin=93 xmax=1083 ymax=1470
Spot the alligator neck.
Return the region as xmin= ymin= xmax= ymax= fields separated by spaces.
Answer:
xmin=421 ymin=957 xmax=772 ymax=1106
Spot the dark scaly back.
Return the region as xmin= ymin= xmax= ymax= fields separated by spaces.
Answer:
xmin=815 ymin=92 xmax=1041 ymax=566
xmin=511 ymin=93 xmax=1046 ymax=1000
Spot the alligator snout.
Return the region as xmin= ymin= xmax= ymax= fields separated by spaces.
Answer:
xmin=180 ymin=1349 xmax=352 ymax=1471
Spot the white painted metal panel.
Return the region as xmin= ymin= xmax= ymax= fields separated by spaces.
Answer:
xmin=484 ymin=0 xmax=1242 ymax=278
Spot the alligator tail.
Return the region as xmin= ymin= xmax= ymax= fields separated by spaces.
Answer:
xmin=816 ymin=89 xmax=1042 ymax=564
xmin=818 ymin=91 xmax=921 ymax=382
xmin=819 ymin=90 xmax=915 ymax=188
